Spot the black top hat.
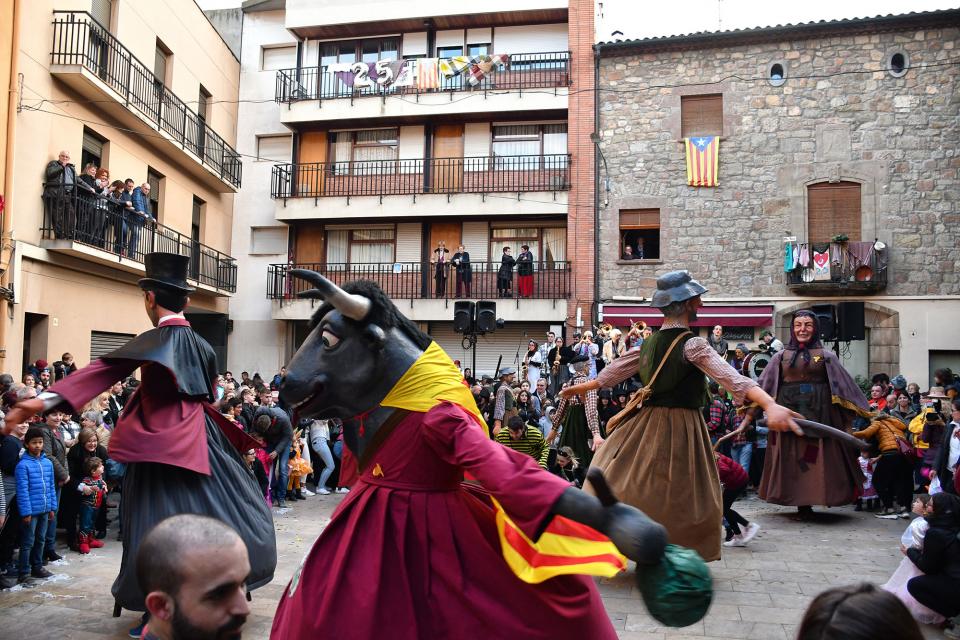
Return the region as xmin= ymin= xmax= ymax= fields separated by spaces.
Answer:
xmin=138 ymin=252 xmax=195 ymax=294
xmin=569 ymin=354 xmax=589 ymax=365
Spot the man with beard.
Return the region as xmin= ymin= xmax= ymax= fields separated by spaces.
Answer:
xmin=137 ymin=515 xmax=250 ymax=640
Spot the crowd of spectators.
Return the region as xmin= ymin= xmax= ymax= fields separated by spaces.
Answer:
xmin=43 ymin=149 xmax=156 ymax=258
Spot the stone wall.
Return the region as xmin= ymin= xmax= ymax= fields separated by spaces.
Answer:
xmin=596 ymin=22 xmax=959 ymax=301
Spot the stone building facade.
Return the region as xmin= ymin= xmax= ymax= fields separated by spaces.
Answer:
xmin=594 ymin=10 xmax=960 ymax=386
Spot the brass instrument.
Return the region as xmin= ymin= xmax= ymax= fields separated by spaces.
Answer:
xmin=551 ymin=347 xmax=562 ymax=377
xmin=520 ymin=353 xmax=528 ymax=383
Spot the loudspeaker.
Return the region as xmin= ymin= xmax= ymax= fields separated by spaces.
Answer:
xmin=476 ymin=300 xmax=497 ymax=333
xmin=453 ymin=301 xmax=475 ymax=334
xmin=837 ymin=301 xmax=866 ymax=341
xmin=811 ymin=304 xmax=837 ymax=342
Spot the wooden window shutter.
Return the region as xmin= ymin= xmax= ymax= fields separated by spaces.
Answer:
xmin=681 ymin=94 xmax=723 ymax=137
xmin=807 ymin=181 xmax=862 ymax=243
xmin=619 ymin=209 xmax=660 ymax=229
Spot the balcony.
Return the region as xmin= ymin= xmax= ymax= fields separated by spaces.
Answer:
xmin=275 ymin=52 xmax=570 ymax=123
xmin=267 ymin=261 xmax=570 ymax=322
xmin=41 ymin=187 xmax=237 ymax=294
xmin=785 ymin=241 xmax=888 ymax=294
xmin=271 ymin=155 xmax=570 ymax=221
xmin=49 ymin=11 xmax=242 ymax=191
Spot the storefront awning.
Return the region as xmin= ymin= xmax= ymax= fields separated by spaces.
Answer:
xmin=599 ymin=304 xmax=775 ymax=328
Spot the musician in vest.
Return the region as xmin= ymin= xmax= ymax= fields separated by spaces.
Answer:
xmin=560 ymin=271 xmax=803 ymax=561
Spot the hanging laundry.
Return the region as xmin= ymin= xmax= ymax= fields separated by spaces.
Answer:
xmin=830 ymin=242 xmax=843 ymax=266
xmin=847 ymin=241 xmax=874 ymax=268
xmin=783 ymin=242 xmax=795 ymax=272
xmin=798 ymin=243 xmax=810 ymax=267
xmin=416 ymin=58 xmax=439 ymax=89
xmin=392 ymin=60 xmax=414 ymax=88
xmin=812 ymin=249 xmax=831 ymax=281
xmin=467 ymin=54 xmax=509 ymax=85
xmin=439 ymin=56 xmax=471 ymax=78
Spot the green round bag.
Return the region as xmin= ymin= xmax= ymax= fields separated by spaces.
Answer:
xmin=636 ymin=544 xmax=713 ymax=628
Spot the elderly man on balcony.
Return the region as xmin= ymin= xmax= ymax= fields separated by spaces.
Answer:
xmin=43 ymin=150 xmax=78 ymax=239
xmin=127 ymin=183 xmax=155 ymax=259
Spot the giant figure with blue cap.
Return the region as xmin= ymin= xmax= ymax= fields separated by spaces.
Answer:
xmin=561 ymin=271 xmax=804 ymax=561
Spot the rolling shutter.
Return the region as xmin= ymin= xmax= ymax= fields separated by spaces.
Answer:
xmin=680 ymin=94 xmax=723 ymax=137
xmin=91 ymin=0 xmax=113 ymax=29
xmin=91 ymin=330 xmax=135 ymax=359
xmin=619 ymin=209 xmax=660 ymax=229
xmin=807 ymin=182 xmax=862 ymax=243
xmin=428 ymin=322 xmax=549 ymax=378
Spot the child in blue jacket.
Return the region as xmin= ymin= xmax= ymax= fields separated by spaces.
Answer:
xmin=15 ymin=427 xmax=57 ymax=582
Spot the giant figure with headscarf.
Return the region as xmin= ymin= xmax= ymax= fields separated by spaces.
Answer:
xmin=741 ymin=310 xmax=871 ymax=515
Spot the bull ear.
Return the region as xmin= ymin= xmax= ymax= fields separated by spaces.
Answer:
xmin=364 ymin=324 xmax=386 ymax=349
xmin=290 ymin=269 xmax=371 ymax=321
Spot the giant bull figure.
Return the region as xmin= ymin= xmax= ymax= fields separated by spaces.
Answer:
xmin=272 ymin=271 xmax=710 ymax=639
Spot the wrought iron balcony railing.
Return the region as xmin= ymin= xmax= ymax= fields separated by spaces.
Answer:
xmin=271 ymin=155 xmax=570 ymax=199
xmin=51 ymin=11 xmax=242 ymax=188
xmin=276 ymin=51 xmax=571 ymax=103
xmin=785 ymin=240 xmax=888 ymax=293
xmin=267 ymin=261 xmax=570 ymax=301
xmin=42 ymin=186 xmax=237 ymax=293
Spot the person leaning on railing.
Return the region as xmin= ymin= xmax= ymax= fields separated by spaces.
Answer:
xmin=43 ymin=150 xmax=78 ymax=239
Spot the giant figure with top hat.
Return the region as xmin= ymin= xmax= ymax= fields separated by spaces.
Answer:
xmin=4 ymin=253 xmax=276 ymax=617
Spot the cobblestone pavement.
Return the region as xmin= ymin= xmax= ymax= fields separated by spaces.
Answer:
xmin=0 ymin=491 xmax=948 ymax=639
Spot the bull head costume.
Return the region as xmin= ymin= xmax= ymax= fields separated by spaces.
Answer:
xmin=273 ymin=270 xmax=713 ymax=636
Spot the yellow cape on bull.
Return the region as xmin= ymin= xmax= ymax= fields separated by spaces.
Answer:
xmin=380 ymin=341 xmax=627 ymax=583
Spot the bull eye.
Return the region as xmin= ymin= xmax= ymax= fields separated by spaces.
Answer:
xmin=321 ymin=329 xmax=340 ymax=349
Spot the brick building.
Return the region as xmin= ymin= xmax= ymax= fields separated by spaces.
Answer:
xmin=594 ymin=10 xmax=960 ymax=386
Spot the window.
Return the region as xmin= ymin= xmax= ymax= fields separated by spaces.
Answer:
xmin=256 ymin=135 xmax=293 ymax=162
xmin=807 ymin=181 xmax=861 ymax=243
xmin=619 ymin=209 xmax=661 ymax=261
xmin=326 ymin=227 xmax=396 ymax=265
xmin=330 ymin=128 xmax=399 ymax=174
xmin=437 ymin=46 xmax=463 ymax=58
xmin=91 ymin=0 xmax=113 ymax=29
xmin=197 ymin=86 xmax=211 ymax=121
xmin=81 ymin=127 xmax=106 ymax=170
xmin=321 ymin=38 xmax=398 ymax=66
xmin=261 ymin=45 xmax=297 ymax=71
xmin=154 ymin=40 xmax=171 ymax=85
xmin=492 ymin=123 xmax=567 ymax=168
xmin=489 ymin=226 xmax=567 ymax=265
xmin=190 ymin=197 xmax=204 ymax=278
xmin=768 ymin=62 xmax=786 ymax=87
xmin=887 ymin=51 xmax=909 ymax=78
xmin=146 ymin=168 xmax=163 ymax=221
xmin=467 ymin=43 xmax=490 ymax=57
xmin=680 ymin=94 xmax=722 ymax=138
xmin=250 ymin=227 xmax=288 ymax=255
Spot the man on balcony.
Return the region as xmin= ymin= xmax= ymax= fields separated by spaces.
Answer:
xmin=497 ymin=246 xmax=516 ymax=298
xmin=452 ymin=245 xmax=472 ymax=298
xmin=431 ymin=241 xmax=449 ymax=298
xmin=127 ymin=183 xmax=155 ymax=259
xmin=43 ymin=150 xmax=78 ymax=239
xmin=517 ymin=244 xmax=535 ymax=298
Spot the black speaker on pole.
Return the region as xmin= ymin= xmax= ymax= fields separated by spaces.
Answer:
xmin=810 ymin=304 xmax=837 ymax=342
xmin=837 ymin=301 xmax=866 ymax=341
xmin=453 ymin=301 xmax=475 ymax=333
xmin=476 ymin=301 xmax=497 ymax=333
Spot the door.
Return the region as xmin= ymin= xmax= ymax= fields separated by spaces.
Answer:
xmin=297 ymin=131 xmax=327 ymax=196
xmin=294 ymin=224 xmax=325 ymax=266
xmin=432 ymin=124 xmax=464 ymax=193
xmin=429 ymin=222 xmax=462 ymax=258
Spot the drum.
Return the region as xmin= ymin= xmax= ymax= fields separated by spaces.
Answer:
xmin=741 ymin=351 xmax=772 ymax=381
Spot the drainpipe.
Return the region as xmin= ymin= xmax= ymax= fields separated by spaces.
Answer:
xmin=0 ymin=0 xmax=22 ymax=362
xmin=592 ymin=43 xmax=602 ymax=327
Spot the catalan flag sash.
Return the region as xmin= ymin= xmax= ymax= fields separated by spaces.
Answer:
xmin=380 ymin=342 xmax=627 ymax=583
xmin=684 ymin=136 xmax=720 ymax=187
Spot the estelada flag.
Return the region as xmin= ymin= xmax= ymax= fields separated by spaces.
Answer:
xmin=685 ymin=136 xmax=720 ymax=187
xmin=380 ymin=341 xmax=627 ymax=583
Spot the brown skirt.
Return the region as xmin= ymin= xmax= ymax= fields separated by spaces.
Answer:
xmin=587 ymin=405 xmax=721 ymax=562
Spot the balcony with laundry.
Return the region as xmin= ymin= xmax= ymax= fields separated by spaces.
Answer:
xmin=274 ymin=24 xmax=570 ymax=123
xmin=271 ymin=123 xmax=570 ymax=221
xmin=784 ymin=239 xmax=889 ymax=294
xmin=49 ymin=11 xmax=242 ymax=191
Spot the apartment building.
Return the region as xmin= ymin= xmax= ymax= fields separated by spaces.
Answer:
xmin=229 ymin=0 xmax=596 ymax=375
xmin=1 ymin=0 xmax=241 ymax=372
xmin=594 ymin=10 xmax=960 ymax=386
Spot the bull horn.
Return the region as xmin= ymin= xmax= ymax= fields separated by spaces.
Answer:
xmin=290 ymin=269 xmax=371 ymax=321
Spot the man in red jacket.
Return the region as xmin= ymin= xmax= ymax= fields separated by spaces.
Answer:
xmin=715 ymin=451 xmax=760 ymax=548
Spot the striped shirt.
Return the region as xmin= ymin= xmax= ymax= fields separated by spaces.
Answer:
xmin=495 ymin=426 xmax=550 ymax=468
